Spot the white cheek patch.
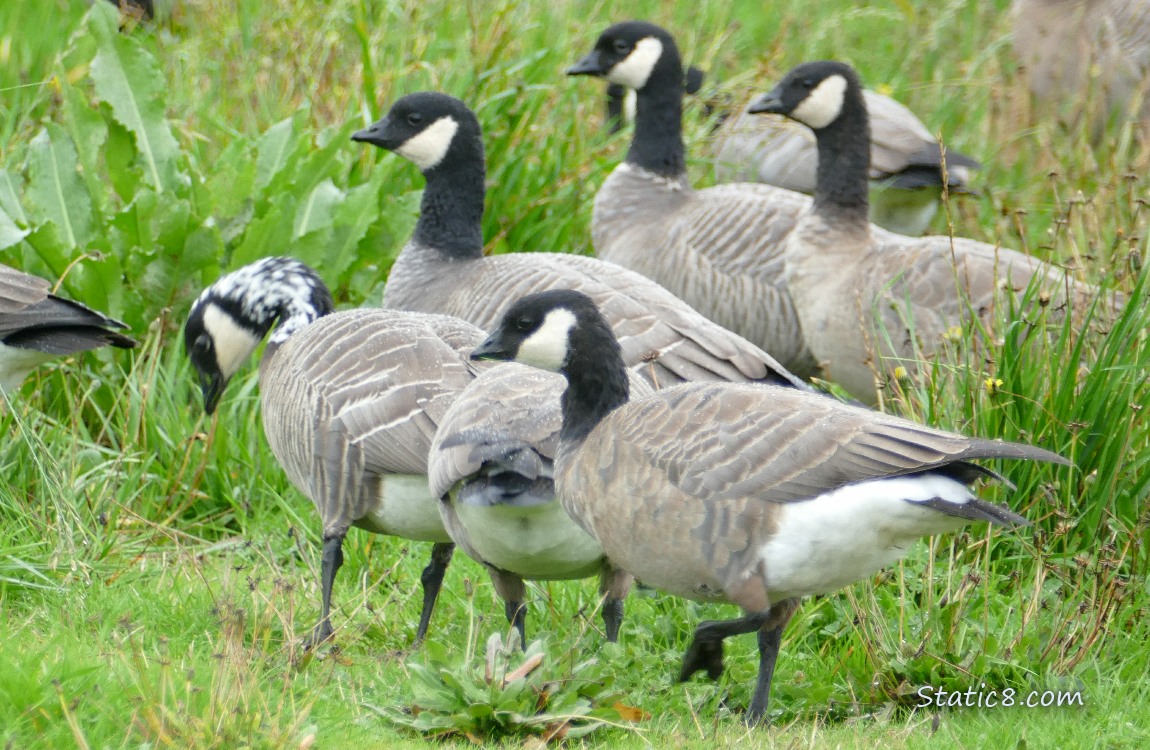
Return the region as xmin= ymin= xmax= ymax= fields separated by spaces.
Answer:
xmin=790 ymin=74 xmax=848 ymax=129
xmin=516 ymin=309 xmax=577 ymax=371
xmin=202 ymin=304 xmax=262 ymax=379
xmin=394 ymin=116 xmax=459 ymax=171
xmin=607 ymin=37 xmax=663 ymax=90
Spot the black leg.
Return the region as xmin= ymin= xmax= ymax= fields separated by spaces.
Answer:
xmin=304 ymin=533 xmax=345 ymax=648
xmin=746 ymin=599 xmax=799 ymax=727
xmin=505 ymin=600 xmax=527 ymax=648
xmin=415 ymin=542 xmax=454 ymax=643
xmin=598 ymin=565 xmax=633 ymax=643
xmin=678 ymin=612 xmax=770 ymax=682
xmin=602 ymin=598 xmax=624 ymax=642
xmin=489 ymin=569 xmax=528 ymax=648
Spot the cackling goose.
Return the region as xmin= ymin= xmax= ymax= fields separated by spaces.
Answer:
xmin=428 ymin=363 xmax=644 ymax=643
xmin=713 ymin=89 xmax=980 ymax=236
xmin=471 ymin=288 xmax=1069 ymax=725
xmin=750 ymin=61 xmax=1122 ymax=403
xmin=0 ymin=263 xmax=137 ymax=393
xmin=185 ymin=257 xmax=480 ymax=645
xmin=568 ymin=21 xmax=818 ymax=378
xmin=351 ymin=91 xmax=806 ymax=391
xmin=185 ymin=257 xmax=633 ymax=645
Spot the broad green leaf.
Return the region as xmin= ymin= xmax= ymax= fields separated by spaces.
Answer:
xmin=21 ymin=222 xmax=72 ymax=280
xmin=24 ymin=124 xmax=94 ymax=251
xmin=0 ymin=170 xmax=28 ymax=226
xmin=109 ymin=187 xmax=154 ymax=254
xmin=60 ymin=76 xmax=110 ymax=217
xmin=287 ymin=122 xmax=357 ymax=197
xmin=0 ymin=205 xmax=29 ymax=251
xmin=293 ymin=179 xmax=343 ymax=239
xmin=204 ymin=139 xmax=257 ymax=231
xmin=63 ymin=242 xmax=120 ymax=313
xmin=232 ymin=193 xmax=297 ymax=268
xmin=254 ymin=116 xmax=301 ymax=193
xmin=324 ymin=174 xmax=383 ymax=280
xmin=103 ymin=116 xmax=144 ymax=202
xmin=88 ymin=2 xmax=181 ymax=194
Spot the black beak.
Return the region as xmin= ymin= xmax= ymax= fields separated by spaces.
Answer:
xmin=351 ymin=116 xmax=392 ymax=148
xmin=747 ymin=88 xmax=785 ymax=115
xmin=470 ymin=332 xmax=512 ymax=362
xmin=199 ymin=371 xmax=226 ymax=415
xmin=567 ymin=50 xmax=605 ymax=77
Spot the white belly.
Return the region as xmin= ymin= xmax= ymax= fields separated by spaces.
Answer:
xmin=453 ymin=497 xmax=605 ymax=580
xmin=356 ymin=474 xmax=450 ymax=543
xmin=761 ymin=475 xmax=973 ymax=599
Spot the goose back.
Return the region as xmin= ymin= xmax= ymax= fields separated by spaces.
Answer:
xmin=556 ymin=380 xmax=1062 ymax=612
xmin=259 ymin=308 xmax=484 ymax=540
xmin=591 ymin=164 xmax=818 ymax=376
xmin=384 ymin=240 xmax=802 ymax=389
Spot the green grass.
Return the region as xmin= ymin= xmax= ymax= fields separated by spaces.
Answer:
xmin=1 ymin=0 xmax=1149 ymax=747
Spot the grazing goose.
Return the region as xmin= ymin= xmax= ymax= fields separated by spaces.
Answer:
xmin=428 ymin=363 xmax=643 ymax=643
xmin=351 ymin=91 xmax=806 ymax=391
xmin=471 ymin=288 xmax=1069 ymax=725
xmin=185 ymin=257 xmax=632 ymax=645
xmin=713 ymin=90 xmax=981 ymax=236
xmin=750 ymin=61 xmax=1121 ymax=404
xmin=185 ymin=257 xmax=481 ymax=646
xmin=0 ymin=263 xmax=137 ymax=393
xmin=1012 ymin=0 xmax=1150 ymax=134
xmin=568 ymin=21 xmax=818 ymax=378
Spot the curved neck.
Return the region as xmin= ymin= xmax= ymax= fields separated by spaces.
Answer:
xmin=267 ymin=293 xmax=327 ymax=344
xmin=559 ymin=322 xmax=631 ymax=445
xmin=811 ymin=89 xmax=871 ymax=224
xmin=626 ymin=69 xmax=686 ymax=177
xmin=413 ymin=150 xmax=486 ymax=260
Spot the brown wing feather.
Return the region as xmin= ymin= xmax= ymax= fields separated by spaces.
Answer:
xmin=259 ymin=309 xmax=483 ymax=534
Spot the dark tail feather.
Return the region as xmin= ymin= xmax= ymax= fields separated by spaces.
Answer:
xmin=912 ymin=495 xmax=1030 ymax=527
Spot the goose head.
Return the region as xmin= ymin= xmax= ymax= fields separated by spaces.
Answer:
xmin=184 ymin=257 xmax=333 ymax=414
xmin=470 ymin=290 xmax=617 ymax=375
xmin=749 ymin=60 xmax=862 ymax=131
xmin=568 ymin=20 xmax=682 ymax=92
xmin=352 ymin=92 xmax=483 ymax=173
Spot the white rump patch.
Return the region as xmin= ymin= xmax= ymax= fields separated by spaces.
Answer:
xmin=202 ymin=303 xmax=262 ymax=379
xmin=790 ymin=74 xmax=848 ymax=129
xmin=516 ymin=308 xmax=576 ymax=371
xmin=394 ymin=116 xmax=459 ymax=171
xmin=453 ymin=497 xmax=604 ymax=580
xmin=359 ymin=474 xmax=449 ymax=542
xmin=760 ymin=474 xmax=975 ymax=599
xmin=0 ymin=343 xmax=54 ymax=392
xmin=607 ymin=37 xmax=663 ymax=90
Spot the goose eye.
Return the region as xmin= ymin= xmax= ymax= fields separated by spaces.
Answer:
xmin=613 ymin=39 xmax=630 ymax=54
xmin=515 ymin=316 xmax=533 ymax=332
xmin=801 ymin=78 xmax=814 ymax=90
xmin=194 ymin=335 xmax=212 ymax=353
xmin=406 ymin=112 xmax=423 ymax=126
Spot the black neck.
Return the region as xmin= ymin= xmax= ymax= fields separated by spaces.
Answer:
xmin=413 ymin=148 xmax=486 ymax=260
xmin=559 ymin=320 xmax=631 ymax=445
xmin=626 ymin=67 xmax=686 ymax=177
xmin=811 ymin=89 xmax=871 ymax=223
